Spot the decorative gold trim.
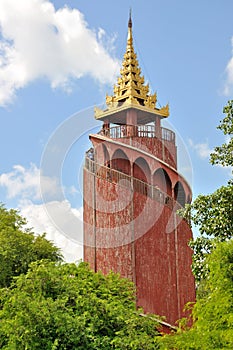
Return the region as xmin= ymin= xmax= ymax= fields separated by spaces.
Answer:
xmin=159 ymin=103 xmax=169 ymax=117
xmin=95 ymin=13 xmax=169 ymax=120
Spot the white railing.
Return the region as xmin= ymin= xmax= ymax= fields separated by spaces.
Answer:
xmin=98 ymin=124 xmax=175 ymax=143
xmin=162 ymin=127 xmax=175 ymax=142
xmin=84 ymin=157 xmax=181 ymax=210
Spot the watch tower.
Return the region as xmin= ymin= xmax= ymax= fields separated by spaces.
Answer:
xmin=83 ymin=14 xmax=195 ymax=326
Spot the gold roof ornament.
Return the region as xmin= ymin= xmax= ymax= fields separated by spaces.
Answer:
xmin=95 ymin=11 xmax=169 ymax=121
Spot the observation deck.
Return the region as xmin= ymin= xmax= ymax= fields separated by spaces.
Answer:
xmin=99 ymin=124 xmax=175 ymax=143
xmin=96 ymin=123 xmax=177 ymax=170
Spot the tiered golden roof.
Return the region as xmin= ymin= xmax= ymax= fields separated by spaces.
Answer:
xmin=95 ymin=13 xmax=169 ymax=120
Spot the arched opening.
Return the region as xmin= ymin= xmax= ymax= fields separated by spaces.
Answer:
xmin=174 ymin=181 xmax=186 ymax=207
xmin=153 ymin=168 xmax=172 ymax=196
xmin=111 ymin=149 xmax=130 ymax=176
xmin=187 ymin=194 xmax=192 ymax=204
xmin=133 ymin=157 xmax=151 ymax=183
xmin=102 ymin=144 xmax=110 ymax=167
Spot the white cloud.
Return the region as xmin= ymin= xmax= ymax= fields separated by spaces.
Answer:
xmin=223 ymin=37 xmax=233 ymax=95
xmin=0 ymin=163 xmax=59 ymax=200
xmin=0 ymin=163 xmax=83 ymax=262
xmin=188 ymin=139 xmax=213 ymax=159
xmin=189 ymin=138 xmax=233 ymax=176
xmin=0 ymin=0 xmax=120 ymax=106
xmin=19 ymin=199 xmax=83 ymax=262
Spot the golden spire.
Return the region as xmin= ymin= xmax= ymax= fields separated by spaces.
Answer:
xmin=127 ymin=8 xmax=132 ymax=44
xmin=95 ymin=12 xmax=169 ymax=120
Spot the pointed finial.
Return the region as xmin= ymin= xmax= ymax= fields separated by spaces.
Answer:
xmin=96 ymin=8 xmax=169 ymax=120
xmin=128 ymin=8 xmax=132 ymax=28
xmin=127 ymin=8 xmax=133 ymax=42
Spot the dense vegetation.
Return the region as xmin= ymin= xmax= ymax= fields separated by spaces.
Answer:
xmin=0 ymin=204 xmax=62 ymax=288
xmin=0 ymin=260 xmax=161 ymax=349
xmin=0 ymin=205 xmax=160 ymax=349
xmin=161 ymin=100 xmax=233 ymax=349
xmin=181 ymin=100 xmax=233 ymax=284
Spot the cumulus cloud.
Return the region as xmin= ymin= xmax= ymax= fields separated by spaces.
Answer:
xmin=188 ymin=139 xmax=213 ymax=159
xmin=0 ymin=0 xmax=120 ymax=106
xmin=0 ymin=163 xmax=59 ymax=200
xmin=0 ymin=163 xmax=83 ymax=262
xmin=223 ymin=37 xmax=233 ymax=95
xmin=189 ymin=138 xmax=233 ymax=177
xmin=19 ymin=199 xmax=83 ymax=262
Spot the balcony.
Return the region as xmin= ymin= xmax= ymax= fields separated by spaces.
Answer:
xmin=98 ymin=124 xmax=175 ymax=144
xmin=84 ymin=157 xmax=182 ymax=211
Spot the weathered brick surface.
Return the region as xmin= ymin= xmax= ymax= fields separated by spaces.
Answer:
xmin=84 ymin=165 xmax=195 ymax=325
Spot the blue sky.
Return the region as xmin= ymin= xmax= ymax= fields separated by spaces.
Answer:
xmin=0 ymin=0 xmax=232 ymax=261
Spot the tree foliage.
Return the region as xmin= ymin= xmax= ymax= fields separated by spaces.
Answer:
xmin=161 ymin=101 xmax=233 ymax=348
xmin=180 ymin=101 xmax=233 ymax=283
xmin=0 ymin=261 xmax=161 ymax=350
xmin=0 ymin=204 xmax=62 ymax=288
xmin=187 ymin=184 xmax=233 ymax=282
xmin=161 ymin=240 xmax=233 ymax=349
xmin=210 ymin=99 xmax=233 ymax=170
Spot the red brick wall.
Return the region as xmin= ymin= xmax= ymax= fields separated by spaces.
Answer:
xmin=83 ymin=167 xmax=195 ymax=325
xmin=114 ymin=137 xmax=177 ymax=169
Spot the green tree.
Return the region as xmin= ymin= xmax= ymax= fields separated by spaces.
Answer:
xmin=210 ymin=99 xmax=233 ymax=170
xmin=0 ymin=204 xmax=62 ymax=288
xmin=188 ymin=184 xmax=233 ymax=283
xmin=161 ymin=240 xmax=233 ymax=349
xmin=160 ymin=100 xmax=233 ymax=349
xmin=180 ymin=100 xmax=233 ymax=283
xmin=0 ymin=260 xmax=161 ymax=350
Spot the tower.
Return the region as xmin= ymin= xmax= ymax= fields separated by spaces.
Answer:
xmin=83 ymin=14 xmax=195 ymax=326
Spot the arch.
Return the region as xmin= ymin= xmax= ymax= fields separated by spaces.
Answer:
xmin=102 ymin=144 xmax=110 ymax=166
xmin=133 ymin=157 xmax=151 ymax=183
xmin=174 ymin=181 xmax=186 ymax=207
xmin=111 ymin=149 xmax=130 ymax=175
xmin=153 ymin=168 xmax=172 ymax=196
xmin=187 ymin=194 xmax=192 ymax=204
